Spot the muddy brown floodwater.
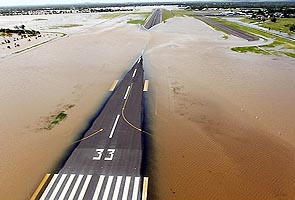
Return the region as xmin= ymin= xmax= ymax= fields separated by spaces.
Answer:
xmin=144 ymin=17 xmax=295 ymax=200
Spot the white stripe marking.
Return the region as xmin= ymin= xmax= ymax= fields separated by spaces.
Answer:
xmin=102 ymin=176 xmax=114 ymax=200
xmin=49 ymin=174 xmax=67 ymax=200
xmin=143 ymin=80 xmax=149 ymax=92
xmin=122 ymin=176 xmax=131 ymax=200
xmin=68 ymin=174 xmax=84 ymax=200
xmin=109 ymin=115 xmax=120 ymax=139
xmin=124 ymin=86 xmax=131 ymax=100
xmin=92 ymin=175 xmax=105 ymax=200
xmin=132 ymin=69 xmax=137 ymax=78
xmin=141 ymin=177 xmax=149 ymax=200
xmin=58 ymin=174 xmax=75 ymax=200
xmin=40 ymin=174 xmax=58 ymax=200
xmin=132 ymin=177 xmax=140 ymax=200
xmin=112 ymin=176 xmax=122 ymax=200
xmin=77 ymin=175 xmax=92 ymax=200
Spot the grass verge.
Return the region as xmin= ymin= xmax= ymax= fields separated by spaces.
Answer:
xmin=50 ymin=24 xmax=82 ymax=29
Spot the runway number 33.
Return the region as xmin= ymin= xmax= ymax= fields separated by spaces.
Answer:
xmin=93 ymin=149 xmax=115 ymax=161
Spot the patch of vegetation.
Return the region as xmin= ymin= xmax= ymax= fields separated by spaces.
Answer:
xmin=222 ymin=34 xmax=229 ymax=39
xmin=49 ymin=24 xmax=82 ymax=29
xmin=240 ymin=18 xmax=260 ymax=24
xmin=171 ymin=9 xmax=195 ymax=17
xmin=162 ymin=9 xmax=174 ymax=22
xmin=0 ymin=28 xmax=40 ymax=36
xmin=259 ymin=18 xmax=295 ymax=34
xmin=283 ymin=52 xmax=295 ymax=58
xmin=231 ymin=46 xmax=270 ymax=55
xmin=44 ymin=104 xmax=75 ymax=130
xmin=100 ymin=13 xmax=127 ymax=19
xmin=127 ymin=19 xmax=145 ymax=25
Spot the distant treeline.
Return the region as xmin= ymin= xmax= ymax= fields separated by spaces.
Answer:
xmin=0 ymin=28 xmax=40 ymax=35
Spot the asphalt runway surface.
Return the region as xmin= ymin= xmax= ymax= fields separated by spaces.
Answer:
xmin=31 ymin=9 xmax=162 ymax=200
xmin=144 ymin=9 xmax=162 ymax=29
xmin=197 ymin=16 xmax=259 ymax=41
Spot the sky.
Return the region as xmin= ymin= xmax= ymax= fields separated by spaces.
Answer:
xmin=0 ymin=0 xmax=289 ymax=6
xmin=0 ymin=0 xmax=193 ymax=7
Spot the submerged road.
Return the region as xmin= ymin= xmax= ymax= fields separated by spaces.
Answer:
xmin=144 ymin=9 xmax=162 ymax=29
xmin=31 ymin=9 xmax=162 ymax=200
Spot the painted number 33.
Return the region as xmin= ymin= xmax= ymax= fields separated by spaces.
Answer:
xmin=93 ymin=149 xmax=115 ymax=161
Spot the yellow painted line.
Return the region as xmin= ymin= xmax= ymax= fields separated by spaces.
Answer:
xmin=141 ymin=177 xmax=149 ymax=200
xmin=109 ymin=80 xmax=119 ymax=91
xmin=30 ymin=174 xmax=51 ymax=200
xmin=143 ymin=80 xmax=149 ymax=92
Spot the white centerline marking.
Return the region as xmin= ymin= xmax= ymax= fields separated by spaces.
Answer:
xmin=132 ymin=177 xmax=140 ymax=200
xmin=141 ymin=177 xmax=149 ymax=200
xmin=58 ymin=174 xmax=75 ymax=200
xmin=40 ymin=174 xmax=58 ymax=200
xmin=77 ymin=175 xmax=92 ymax=200
xmin=122 ymin=176 xmax=131 ymax=200
xmin=102 ymin=176 xmax=114 ymax=200
xmin=92 ymin=175 xmax=105 ymax=200
xmin=132 ymin=69 xmax=137 ymax=78
xmin=49 ymin=174 xmax=67 ymax=200
xmin=109 ymin=115 xmax=120 ymax=139
xmin=68 ymin=174 xmax=84 ymax=200
xmin=112 ymin=176 xmax=122 ymax=200
xmin=124 ymin=86 xmax=131 ymax=100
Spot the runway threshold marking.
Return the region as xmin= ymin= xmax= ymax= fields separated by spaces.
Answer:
xmin=58 ymin=174 xmax=75 ymax=200
xmin=109 ymin=115 xmax=120 ymax=139
xmin=142 ymin=177 xmax=149 ymax=200
xmin=77 ymin=175 xmax=92 ymax=200
xmin=40 ymin=174 xmax=58 ymax=200
xmin=122 ymin=176 xmax=131 ymax=200
xmin=49 ymin=174 xmax=67 ymax=200
xmin=30 ymin=173 xmax=51 ymax=200
xmin=92 ymin=175 xmax=105 ymax=200
xmin=109 ymin=80 xmax=119 ymax=91
xmin=68 ymin=174 xmax=84 ymax=200
xmin=132 ymin=69 xmax=137 ymax=78
xmin=102 ymin=176 xmax=114 ymax=200
xmin=124 ymin=86 xmax=131 ymax=100
xmin=132 ymin=177 xmax=140 ymax=200
xmin=112 ymin=176 xmax=123 ymax=200
xmin=143 ymin=80 xmax=149 ymax=92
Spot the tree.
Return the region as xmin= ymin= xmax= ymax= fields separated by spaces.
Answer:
xmin=20 ymin=25 xmax=25 ymax=30
xmin=290 ymin=24 xmax=295 ymax=32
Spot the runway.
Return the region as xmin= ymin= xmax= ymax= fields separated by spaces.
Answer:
xmin=144 ymin=9 xmax=162 ymax=29
xmin=196 ymin=16 xmax=259 ymax=41
xmin=31 ymin=56 xmax=148 ymax=200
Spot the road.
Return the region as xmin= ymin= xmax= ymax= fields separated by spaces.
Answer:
xmin=31 ymin=56 xmax=149 ymax=200
xmin=197 ymin=16 xmax=259 ymax=41
xmin=144 ymin=9 xmax=162 ymax=29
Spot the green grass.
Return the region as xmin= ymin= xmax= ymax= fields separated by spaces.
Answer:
xmin=231 ymin=46 xmax=270 ymax=55
xmin=260 ymin=18 xmax=295 ymax=34
xmin=100 ymin=13 xmax=127 ymax=19
xmin=171 ymin=9 xmax=195 ymax=17
xmin=240 ymin=18 xmax=260 ymax=24
xmin=127 ymin=19 xmax=145 ymax=25
xmin=162 ymin=9 xmax=174 ymax=22
xmin=208 ymin=17 xmax=295 ymax=58
xmin=50 ymin=24 xmax=82 ymax=29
